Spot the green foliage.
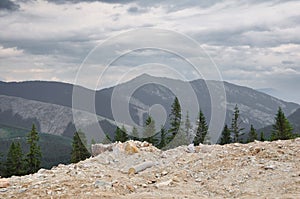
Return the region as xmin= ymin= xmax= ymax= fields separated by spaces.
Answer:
xmin=184 ymin=111 xmax=193 ymax=143
xmin=71 ymin=131 xmax=91 ymax=163
xmin=157 ymin=126 xmax=168 ymax=149
xmin=260 ymin=132 xmax=265 ymax=141
xmin=247 ymin=125 xmax=258 ymax=143
xmin=143 ymin=116 xmax=158 ymax=145
xmin=101 ymin=134 xmax=112 ymax=144
xmin=114 ymin=125 xmax=128 ymax=142
xmin=168 ymin=97 xmax=182 ymax=140
xmin=5 ymin=142 xmax=25 ymax=177
xmin=219 ymin=124 xmax=231 ymax=145
xmin=25 ymin=124 xmax=42 ymax=174
xmin=271 ymin=107 xmax=294 ymax=140
xmin=0 ymin=124 xmax=72 ymax=172
xmin=129 ymin=126 xmax=140 ymax=141
xmin=231 ymin=105 xmax=244 ymax=143
xmin=193 ymin=110 xmax=208 ymax=145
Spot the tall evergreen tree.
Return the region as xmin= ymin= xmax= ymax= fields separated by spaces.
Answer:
xmin=143 ymin=116 xmax=158 ymax=145
xmin=158 ymin=126 xmax=168 ymax=149
xmin=71 ymin=131 xmax=91 ymax=163
xmin=114 ymin=125 xmax=128 ymax=142
xmin=271 ymin=107 xmax=294 ymax=140
xmin=184 ymin=111 xmax=193 ymax=143
xmin=25 ymin=124 xmax=42 ymax=174
xmin=5 ymin=142 xmax=25 ymax=177
xmin=231 ymin=105 xmax=244 ymax=143
xmin=219 ymin=124 xmax=231 ymax=145
xmin=260 ymin=132 xmax=265 ymax=142
xmin=193 ymin=110 xmax=208 ymax=145
xmin=168 ymin=97 xmax=182 ymax=141
xmin=129 ymin=126 xmax=140 ymax=141
xmin=247 ymin=124 xmax=258 ymax=143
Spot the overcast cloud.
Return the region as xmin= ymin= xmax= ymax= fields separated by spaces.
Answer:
xmin=0 ymin=0 xmax=300 ymax=103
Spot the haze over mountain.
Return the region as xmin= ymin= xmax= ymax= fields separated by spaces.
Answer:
xmin=0 ymin=74 xmax=299 ymax=141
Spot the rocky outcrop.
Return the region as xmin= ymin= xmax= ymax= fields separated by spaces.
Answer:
xmin=0 ymin=139 xmax=300 ymax=198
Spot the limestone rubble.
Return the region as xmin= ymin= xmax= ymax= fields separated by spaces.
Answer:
xmin=1 ymin=139 xmax=300 ymax=198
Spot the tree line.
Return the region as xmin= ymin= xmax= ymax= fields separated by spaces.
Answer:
xmin=104 ymin=98 xmax=298 ymax=148
xmin=219 ymin=105 xmax=297 ymax=145
xmin=1 ymin=124 xmax=42 ymax=177
xmin=2 ymin=97 xmax=298 ymax=177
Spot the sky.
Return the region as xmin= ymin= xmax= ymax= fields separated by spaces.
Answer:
xmin=0 ymin=0 xmax=300 ymax=103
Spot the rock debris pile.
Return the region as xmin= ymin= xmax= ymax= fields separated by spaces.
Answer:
xmin=1 ymin=139 xmax=300 ymax=198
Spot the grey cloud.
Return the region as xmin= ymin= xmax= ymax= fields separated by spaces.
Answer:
xmin=0 ymin=0 xmax=20 ymax=11
xmin=282 ymin=60 xmax=295 ymax=65
xmin=127 ymin=6 xmax=148 ymax=14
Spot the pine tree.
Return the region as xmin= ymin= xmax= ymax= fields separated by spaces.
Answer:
xmin=184 ymin=111 xmax=193 ymax=143
xmin=158 ymin=126 xmax=168 ymax=149
xmin=219 ymin=124 xmax=231 ymax=145
xmin=143 ymin=116 xmax=158 ymax=145
xmin=114 ymin=125 xmax=128 ymax=142
xmin=271 ymin=107 xmax=294 ymax=140
xmin=231 ymin=105 xmax=244 ymax=143
xmin=193 ymin=110 xmax=208 ymax=145
xmin=25 ymin=124 xmax=42 ymax=174
xmin=168 ymin=97 xmax=182 ymax=141
xmin=5 ymin=142 xmax=25 ymax=177
xmin=129 ymin=126 xmax=140 ymax=141
xmin=260 ymin=132 xmax=265 ymax=141
xmin=247 ymin=124 xmax=258 ymax=143
xmin=71 ymin=131 xmax=91 ymax=163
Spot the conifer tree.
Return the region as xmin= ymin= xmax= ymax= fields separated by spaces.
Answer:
xmin=129 ymin=126 xmax=140 ymax=141
xmin=143 ymin=116 xmax=158 ymax=145
xmin=168 ymin=97 xmax=181 ymax=141
xmin=71 ymin=131 xmax=91 ymax=163
xmin=114 ymin=125 xmax=128 ymax=142
xmin=260 ymin=132 xmax=265 ymax=141
xmin=247 ymin=124 xmax=258 ymax=143
xmin=184 ymin=111 xmax=193 ymax=143
xmin=231 ymin=105 xmax=244 ymax=143
xmin=5 ymin=142 xmax=25 ymax=177
xmin=193 ymin=110 xmax=208 ymax=145
xmin=25 ymin=124 xmax=42 ymax=174
xmin=271 ymin=107 xmax=294 ymax=140
xmin=219 ymin=124 xmax=231 ymax=145
xmin=158 ymin=126 xmax=168 ymax=149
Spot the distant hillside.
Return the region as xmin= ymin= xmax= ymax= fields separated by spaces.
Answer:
xmin=257 ymin=108 xmax=300 ymax=139
xmin=287 ymin=108 xmax=300 ymax=133
xmin=0 ymin=124 xmax=72 ymax=173
xmin=0 ymin=95 xmax=117 ymax=141
xmin=0 ymin=75 xmax=299 ymax=142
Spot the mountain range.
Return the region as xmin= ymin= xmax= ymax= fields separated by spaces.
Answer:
xmin=0 ymin=74 xmax=299 ymax=142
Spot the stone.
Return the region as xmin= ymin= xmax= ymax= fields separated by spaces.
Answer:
xmin=91 ymin=143 xmax=113 ymax=156
xmin=0 ymin=179 xmax=10 ymax=188
xmin=264 ymin=165 xmax=276 ymax=170
xmin=187 ymin=144 xmax=195 ymax=153
xmin=124 ymin=142 xmax=139 ymax=154
xmin=195 ymin=178 xmax=202 ymax=182
xmin=94 ymin=180 xmax=111 ymax=188
xmin=128 ymin=161 xmax=155 ymax=174
xmin=126 ymin=184 xmax=135 ymax=192
xmin=0 ymin=188 xmax=7 ymax=192
xmin=155 ymin=179 xmax=172 ymax=188
xmin=172 ymin=176 xmax=180 ymax=182
xmin=161 ymin=170 xmax=168 ymax=176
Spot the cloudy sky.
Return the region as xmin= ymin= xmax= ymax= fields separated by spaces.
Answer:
xmin=1 ymin=0 xmax=300 ymax=103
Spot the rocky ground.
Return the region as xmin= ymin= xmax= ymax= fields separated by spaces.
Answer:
xmin=1 ymin=139 xmax=300 ymax=199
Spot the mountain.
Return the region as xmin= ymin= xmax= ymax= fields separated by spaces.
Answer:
xmin=0 ymin=74 xmax=299 ymax=142
xmin=287 ymin=108 xmax=300 ymax=133
xmin=0 ymin=95 xmax=117 ymax=141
